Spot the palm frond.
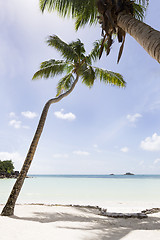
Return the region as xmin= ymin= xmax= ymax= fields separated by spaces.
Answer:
xmin=65 ymin=64 xmax=75 ymax=74
xmin=69 ymin=39 xmax=86 ymax=59
xmin=33 ymin=31 xmax=125 ymax=93
xmin=94 ymin=67 xmax=126 ymax=88
xmin=47 ymin=35 xmax=78 ymax=61
xmin=74 ymin=1 xmax=98 ymax=30
xmin=88 ymin=39 xmax=110 ymax=62
xmin=81 ymin=65 xmax=96 ymax=87
xmin=40 ymin=0 xmax=98 ymax=30
xmin=40 ymin=0 xmax=64 ymax=14
xmin=39 ymin=0 xmax=48 ymax=12
xmin=40 ymin=0 xmax=148 ymax=30
xmin=133 ymin=3 xmax=146 ymax=21
xmin=88 ymin=40 xmax=101 ymax=62
xmin=39 ymin=0 xmax=91 ymax=17
xmin=56 ymin=73 xmax=74 ymax=96
xmin=135 ymin=0 xmax=149 ymax=8
xmin=32 ymin=59 xmax=68 ymax=79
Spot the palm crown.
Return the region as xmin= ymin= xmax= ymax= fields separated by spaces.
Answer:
xmin=39 ymin=1 xmax=149 ymax=63
xmin=40 ymin=0 xmax=149 ymax=30
xmin=33 ymin=35 xmax=126 ymax=95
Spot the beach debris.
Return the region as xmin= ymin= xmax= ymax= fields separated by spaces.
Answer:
xmin=141 ymin=208 xmax=160 ymax=214
xmin=100 ymin=208 xmax=148 ymax=219
xmin=22 ymin=203 xmax=151 ymax=219
xmin=101 ymin=208 xmax=107 ymax=214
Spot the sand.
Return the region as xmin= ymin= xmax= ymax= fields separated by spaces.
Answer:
xmin=0 ymin=202 xmax=160 ymax=240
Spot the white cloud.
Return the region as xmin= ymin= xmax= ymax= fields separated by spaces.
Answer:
xmin=73 ymin=150 xmax=90 ymax=156
xmin=140 ymin=133 xmax=160 ymax=151
xmin=149 ymin=101 xmax=160 ymax=111
xmin=54 ymin=109 xmax=76 ymax=121
xmin=127 ymin=113 xmax=142 ymax=123
xmin=93 ymin=144 xmax=98 ymax=148
xmin=154 ymin=158 xmax=160 ymax=164
xmin=120 ymin=147 xmax=129 ymax=153
xmin=9 ymin=119 xmax=22 ymax=129
xmin=0 ymin=152 xmax=22 ymax=161
xmin=21 ymin=111 xmax=38 ymax=119
xmin=9 ymin=112 xmax=16 ymax=118
xmin=93 ymin=144 xmax=102 ymax=153
xmin=9 ymin=120 xmax=29 ymax=129
xmin=22 ymin=125 xmax=30 ymax=129
xmin=53 ymin=153 xmax=69 ymax=159
xmin=0 ymin=152 xmax=23 ymax=170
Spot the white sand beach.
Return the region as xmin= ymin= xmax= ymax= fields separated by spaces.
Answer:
xmin=0 ymin=202 xmax=160 ymax=240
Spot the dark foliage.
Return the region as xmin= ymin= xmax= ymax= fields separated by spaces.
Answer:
xmin=97 ymin=0 xmax=135 ymax=63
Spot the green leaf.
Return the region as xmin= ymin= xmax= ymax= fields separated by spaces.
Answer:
xmin=68 ymin=39 xmax=86 ymax=59
xmin=39 ymin=0 xmax=91 ymax=17
xmin=65 ymin=64 xmax=74 ymax=74
xmin=40 ymin=0 xmax=148 ymax=30
xmin=47 ymin=35 xmax=78 ymax=61
xmin=32 ymin=60 xmax=68 ymax=79
xmin=88 ymin=38 xmax=114 ymax=62
xmin=39 ymin=0 xmax=48 ymax=12
xmin=88 ymin=40 xmax=101 ymax=62
xmin=56 ymin=73 xmax=74 ymax=96
xmin=135 ymin=0 xmax=149 ymax=8
xmin=33 ymin=33 xmax=125 ymax=95
xmin=74 ymin=1 xmax=98 ymax=30
xmin=88 ymin=39 xmax=104 ymax=62
xmin=94 ymin=67 xmax=126 ymax=88
xmin=81 ymin=65 xmax=95 ymax=87
xmin=133 ymin=3 xmax=146 ymax=21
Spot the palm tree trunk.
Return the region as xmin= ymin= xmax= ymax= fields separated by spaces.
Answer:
xmin=1 ymin=77 xmax=79 ymax=216
xmin=117 ymin=13 xmax=160 ymax=64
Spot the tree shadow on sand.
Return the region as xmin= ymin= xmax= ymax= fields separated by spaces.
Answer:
xmin=10 ymin=206 xmax=160 ymax=240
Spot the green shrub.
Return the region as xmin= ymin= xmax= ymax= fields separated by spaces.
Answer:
xmin=0 ymin=160 xmax=14 ymax=174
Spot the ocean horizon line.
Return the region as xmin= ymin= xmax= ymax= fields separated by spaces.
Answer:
xmin=28 ymin=173 xmax=160 ymax=175
xmin=28 ymin=174 xmax=160 ymax=178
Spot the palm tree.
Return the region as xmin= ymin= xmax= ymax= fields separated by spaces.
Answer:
xmin=1 ymin=35 xmax=125 ymax=216
xmin=39 ymin=0 xmax=160 ymax=64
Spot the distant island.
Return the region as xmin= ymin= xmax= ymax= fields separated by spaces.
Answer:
xmin=124 ymin=172 xmax=134 ymax=175
xmin=0 ymin=160 xmax=19 ymax=179
xmin=109 ymin=173 xmax=134 ymax=176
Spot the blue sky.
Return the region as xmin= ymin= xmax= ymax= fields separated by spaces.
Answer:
xmin=0 ymin=0 xmax=160 ymax=174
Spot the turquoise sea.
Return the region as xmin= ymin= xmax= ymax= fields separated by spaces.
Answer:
xmin=1 ymin=175 xmax=160 ymax=206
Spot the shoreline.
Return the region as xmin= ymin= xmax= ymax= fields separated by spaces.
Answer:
xmin=1 ymin=201 xmax=160 ymax=213
xmin=0 ymin=176 xmax=30 ymax=179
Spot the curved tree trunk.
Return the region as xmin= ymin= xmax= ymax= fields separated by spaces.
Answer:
xmin=117 ymin=13 xmax=160 ymax=64
xmin=1 ymin=77 xmax=79 ymax=216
